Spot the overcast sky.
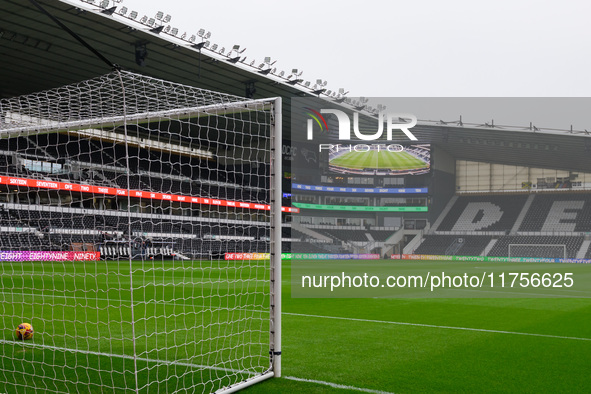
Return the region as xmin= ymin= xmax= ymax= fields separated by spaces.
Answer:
xmin=119 ymin=0 xmax=591 ymax=129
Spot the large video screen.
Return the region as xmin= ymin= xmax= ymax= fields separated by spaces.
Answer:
xmin=328 ymin=144 xmax=430 ymax=175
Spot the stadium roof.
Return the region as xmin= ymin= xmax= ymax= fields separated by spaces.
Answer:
xmin=0 ymin=0 xmax=318 ymax=100
xmin=2 ymin=0 xmax=591 ymax=173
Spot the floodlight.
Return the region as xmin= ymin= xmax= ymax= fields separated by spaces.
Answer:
xmin=155 ymin=11 xmax=164 ymax=20
xmin=264 ymin=57 xmax=271 ymax=64
xmin=211 ymin=44 xmax=218 ymax=51
xmin=189 ymin=35 xmax=196 ymax=42
xmin=163 ymin=15 xmax=171 ymax=23
xmin=101 ymin=5 xmax=117 ymax=15
xmin=170 ymin=27 xmax=178 ymax=36
xmin=203 ymin=41 xmax=210 ymax=48
xmin=249 ymin=60 xmax=255 ymax=66
xmin=232 ymin=44 xmax=246 ymax=54
xmin=286 ymin=70 xmax=303 ymax=84
xmin=150 ymin=25 xmax=163 ymax=33
xmin=258 ymin=63 xmax=265 ymax=69
xmin=325 ymin=90 xmax=331 ymax=95
xmin=163 ymin=25 xmax=171 ymax=33
xmin=219 ymin=47 xmax=225 ymax=55
xmin=304 ymin=81 xmax=311 ymax=87
xmin=129 ymin=10 xmax=138 ymax=19
xmin=147 ymin=18 xmax=155 ymax=26
xmin=204 ymin=32 xmax=211 ymax=39
xmin=279 ymin=71 xmax=285 ymax=77
xmin=198 ymin=29 xmax=205 ymax=37
xmin=334 ymin=93 xmax=347 ymax=103
xmin=119 ymin=6 xmax=127 ymax=15
xmin=290 ymin=69 xmax=303 ymax=77
xmin=140 ymin=15 xmax=148 ymax=23
xmin=181 ymin=32 xmax=187 ymax=39
xmin=99 ymin=0 xmax=109 ymax=8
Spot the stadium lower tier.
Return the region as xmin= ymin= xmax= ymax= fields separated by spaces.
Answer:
xmin=414 ymin=235 xmax=589 ymax=259
xmin=1 ymin=203 xmax=589 ymax=259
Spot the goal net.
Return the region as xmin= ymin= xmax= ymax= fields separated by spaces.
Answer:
xmin=508 ymin=244 xmax=567 ymax=259
xmin=0 ymin=71 xmax=282 ymax=393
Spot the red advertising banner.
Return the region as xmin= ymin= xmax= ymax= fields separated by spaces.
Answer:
xmin=0 ymin=175 xmax=299 ymax=213
xmin=0 ymin=251 xmax=100 ymax=261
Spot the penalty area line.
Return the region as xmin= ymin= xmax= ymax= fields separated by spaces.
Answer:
xmin=0 ymin=339 xmax=258 ymax=375
xmin=284 ymin=312 xmax=591 ymax=342
xmin=284 ymin=376 xmax=394 ymax=394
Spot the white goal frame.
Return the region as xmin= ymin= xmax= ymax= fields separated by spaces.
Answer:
xmin=0 ymin=71 xmax=282 ymax=393
xmin=508 ymin=244 xmax=566 ymax=259
xmin=220 ymin=97 xmax=283 ymax=393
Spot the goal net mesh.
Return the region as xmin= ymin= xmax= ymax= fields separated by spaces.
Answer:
xmin=0 ymin=71 xmax=279 ymax=393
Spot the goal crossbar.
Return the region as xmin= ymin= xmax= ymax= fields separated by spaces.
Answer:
xmin=1 ymin=100 xmax=275 ymax=138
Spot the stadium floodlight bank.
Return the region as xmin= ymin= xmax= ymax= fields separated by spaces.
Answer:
xmin=0 ymin=71 xmax=281 ymax=393
xmin=508 ymin=244 xmax=567 ymax=259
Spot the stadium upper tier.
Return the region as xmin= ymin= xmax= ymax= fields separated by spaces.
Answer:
xmin=436 ymin=194 xmax=528 ymax=233
xmin=519 ymin=193 xmax=591 ymax=232
xmin=434 ymin=192 xmax=591 ymax=234
xmin=414 ymin=192 xmax=591 ymax=259
xmin=0 ymin=135 xmax=303 ymax=215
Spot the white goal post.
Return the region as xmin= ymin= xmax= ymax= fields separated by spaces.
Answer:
xmin=508 ymin=244 xmax=567 ymax=259
xmin=0 ymin=71 xmax=282 ymax=393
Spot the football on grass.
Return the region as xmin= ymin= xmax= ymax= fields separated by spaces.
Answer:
xmin=15 ymin=323 xmax=34 ymax=340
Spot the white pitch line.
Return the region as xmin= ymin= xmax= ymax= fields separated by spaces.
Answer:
xmin=284 ymin=376 xmax=395 ymax=394
xmin=284 ymin=312 xmax=591 ymax=342
xmin=1 ymin=339 xmax=394 ymax=394
xmin=455 ymin=288 xmax=586 ymax=297
xmin=0 ymin=338 xmax=257 ymax=375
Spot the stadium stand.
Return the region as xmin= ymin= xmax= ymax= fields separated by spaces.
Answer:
xmin=437 ymin=194 xmax=528 ymax=232
xmin=519 ymin=193 xmax=591 ymax=232
xmin=414 ymin=235 xmax=492 ymax=256
xmin=369 ymin=230 xmax=397 ymax=242
xmin=423 ymin=192 xmax=591 ymax=259
xmin=487 ymin=235 xmax=584 ymax=259
xmin=314 ymin=229 xmax=369 ymax=242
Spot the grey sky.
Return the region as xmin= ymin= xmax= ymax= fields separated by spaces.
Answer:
xmin=121 ymin=0 xmax=591 ymax=97
xmin=119 ymin=0 xmax=591 ymax=129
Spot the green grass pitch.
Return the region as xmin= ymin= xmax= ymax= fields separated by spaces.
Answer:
xmin=1 ymin=259 xmax=590 ymax=393
xmin=330 ymin=150 xmax=428 ymax=171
